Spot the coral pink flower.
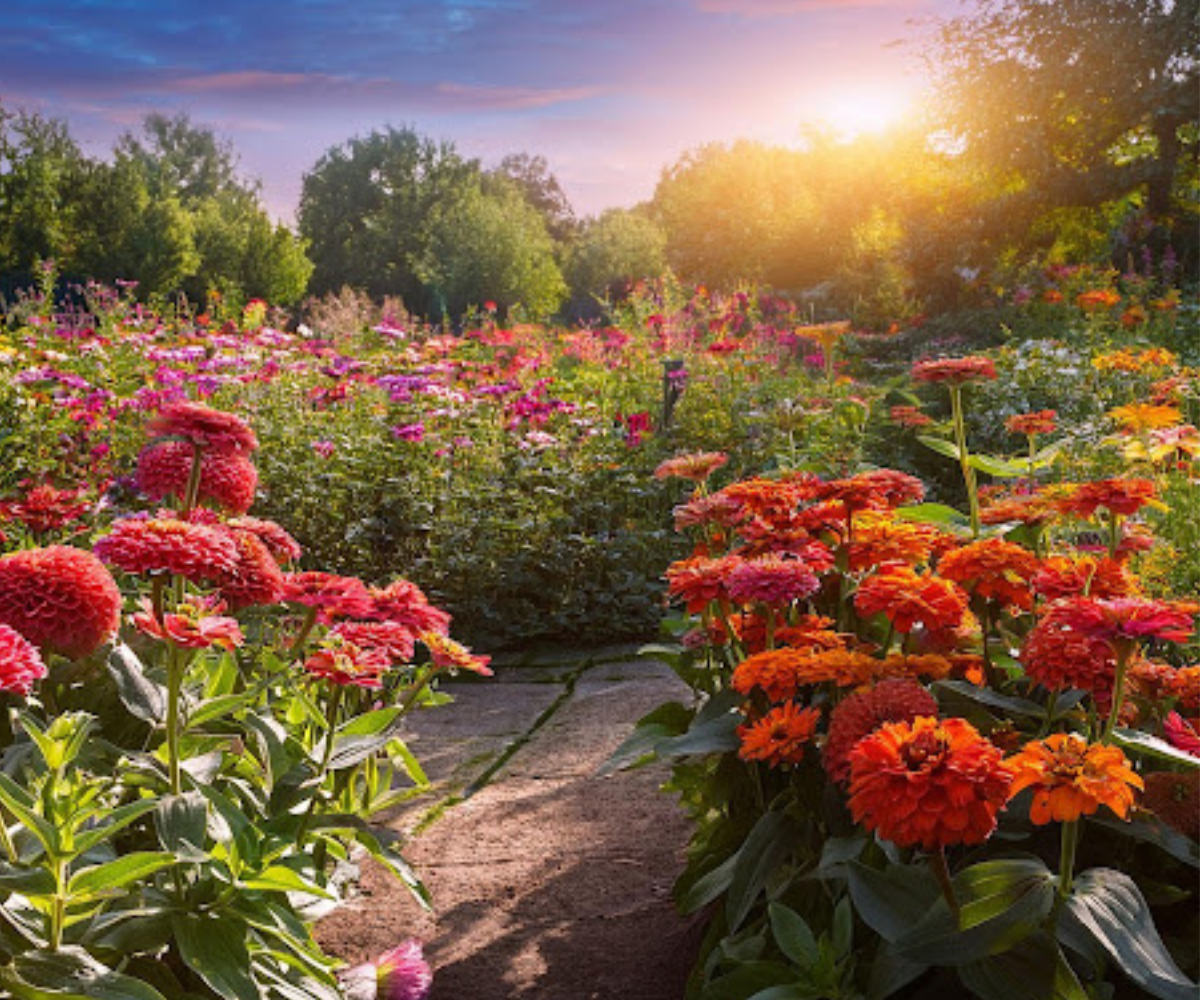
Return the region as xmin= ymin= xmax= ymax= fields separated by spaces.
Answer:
xmin=282 ymin=572 xmax=374 ymax=622
xmin=132 ymin=597 xmax=244 ymax=651
xmin=331 ymin=621 xmax=416 ymax=664
xmin=136 ymin=441 xmax=258 ymax=514
xmin=214 ymin=529 xmax=284 ymax=610
xmin=369 ymin=580 xmax=452 ymax=636
xmin=1163 ymin=713 xmax=1200 ymax=759
xmin=726 ymin=555 xmax=821 ymax=607
xmin=666 ymin=555 xmax=741 ymax=613
xmin=654 ymin=451 xmax=729 ymax=482
xmin=227 ymin=517 xmax=302 ymax=563
xmin=420 ymin=631 xmax=492 ymax=676
xmin=148 ymin=402 xmax=257 ymax=455
xmin=0 ymin=546 xmax=122 ymax=659
xmin=822 ymin=679 xmax=938 ymax=785
xmin=304 ymin=638 xmax=391 ymax=689
xmin=1005 ymin=410 xmax=1057 ymax=436
xmin=1 ymin=483 xmax=90 ymax=535
xmin=94 ymin=517 xmax=239 ymax=583
xmin=0 ymin=624 xmax=48 ymax=695
xmin=911 ymin=356 xmax=997 ymax=385
xmin=340 ymin=940 xmax=432 ymax=1000
xmin=1056 ymin=479 xmax=1157 ymax=519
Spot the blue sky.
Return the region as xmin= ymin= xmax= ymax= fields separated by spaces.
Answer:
xmin=0 ymin=0 xmax=960 ymax=219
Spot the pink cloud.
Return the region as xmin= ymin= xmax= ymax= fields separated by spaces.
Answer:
xmin=697 ymin=0 xmax=923 ymax=13
xmin=435 ymin=82 xmax=604 ymax=111
xmin=173 ymin=71 xmax=317 ymax=93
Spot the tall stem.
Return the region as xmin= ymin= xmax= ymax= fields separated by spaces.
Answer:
xmin=165 ymin=643 xmax=185 ymax=795
xmin=1101 ymin=642 xmax=1134 ymax=744
xmin=929 ymin=849 xmax=960 ymax=924
xmin=180 ymin=442 xmax=205 ymax=518
xmin=951 ymin=386 xmax=980 ymax=538
xmin=1057 ymin=820 xmax=1080 ymax=901
xmin=297 ymin=685 xmax=344 ymax=846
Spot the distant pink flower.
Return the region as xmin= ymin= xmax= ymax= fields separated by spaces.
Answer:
xmin=340 ymin=939 xmax=432 ymax=1000
xmin=391 ymin=423 xmax=425 ymax=443
xmin=311 ymin=440 xmax=336 ymax=458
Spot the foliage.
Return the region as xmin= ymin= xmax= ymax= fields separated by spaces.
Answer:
xmin=564 ymin=208 xmax=668 ymax=317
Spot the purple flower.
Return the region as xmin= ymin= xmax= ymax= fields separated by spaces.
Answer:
xmin=311 ymin=440 xmax=336 ymax=459
xmin=391 ymin=423 xmax=425 ymax=443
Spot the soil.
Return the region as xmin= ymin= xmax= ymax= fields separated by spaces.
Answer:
xmin=317 ymin=654 xmax=700 ymax=1000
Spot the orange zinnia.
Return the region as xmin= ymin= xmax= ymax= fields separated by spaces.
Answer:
xmin=1005 ymin=410 xmax=1057 ymax=437
xmin=855 ymin=565 xmax=968 ymax=635
xmin=1108 ymin=403 xmax=1182 ymax=433
xmin=979 ymin=495 xmax=1056 ymax=528
xmin=666 ymin=555 xmax=741 ymax=613
xmin=1032 ymin=555 xmax=1142 ymax=601
xmin=1056 ymin=478 xmax=1156 ymax=519
xmin=654 ymin=451 xmax=729 ymax=482
xmin=848 ymin=716 xmax=1012 ymax=850
xmin=1006 ymin=734 xmax=1142 ymax=824
xmin=937 ymin=538 xmax=1039 ymax=610
xmin=737 ymin=702 xmax=821 ymax=767
xmin=822 ymin=679 xmax=938 ymax=784
xmin=849 ymin=512 xmax=942 ymax=571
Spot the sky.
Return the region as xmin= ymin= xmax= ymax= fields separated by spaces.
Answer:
xmin=0 ymin=0 xmax=962 ymax=221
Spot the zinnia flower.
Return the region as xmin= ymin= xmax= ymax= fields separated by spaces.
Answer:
xmin=1108 ymin=403 xmax=1182 ymax=434
xmin=937 ymin=538 xmax=1039 ymax=610
xmin=131 ymin=597 xmax=243 ymax=651
xmin=94 ymin=517 xmax=239 ymax=583
xmin=849 ymin=513 xmax=942 ymax=571
xmin=304 ymin=636 xmax=391 ymax=689
xmin=147 ymin=402 xmax=257 ymax=455
xmin=1163 ymin=712 xmax=1200 ymax=758
xmin=0 ymin=624 xmax=48 ymax=695
xmin=136 ymin=441 xmax=258 ymax=514
xmin=1032 ymin=555 xmax=1141 ymax=601
xmin=726 ymin=555 xmax=821 ymax=607
xmin=1056 ymin=479 xmax=1157 ymax=519
xmin=282 ymin=572 xmax=374 ymax=622
xmin=0 ymin=546 xmax=121 ymax=659
xmin=369 ymin=580 xmax=452 ymax=637
xmin=214 ymin=529 xmax=285 ymax=610
xmin=823 ymin=679 xmax=938 ymax=785
xmin=1 ymin=484 xmax=90 ymax=535
xmin=654 ymin=451 xmax=729 ymax=482
xmin=666 ymin=555 xmax=740 ymax=613
xmin=848 ymin=716 xmax=1012 ymax=850
xmin=1006 ymin=734 xmax=1142 ymax=824
xmin=854 ymin=565 xmax=968 ymax=636
xmin=420 ymin=631 xmax=492 ymax=676
xmin=340 ymin=939 xmax=432 ymax=1000
xmin=1005 ymin=410 xmax=1057 ymax=437
xmin=890 ymin=405 xmax=932 ymax=428
xmin=226 ymin=517 xmax=302 ymax=563
xmin=911 ymin=356 xmax=997 ymax=386
xmin=737 ymin=702 xmax=821 ymax=766
xmin=331 ymin=621 xmax=416 ymax=664
xmin=979 ymin=496 xmax=1055 ymax=528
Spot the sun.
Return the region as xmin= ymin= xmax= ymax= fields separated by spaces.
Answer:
xmin=809 ymin=86 xmax=915 ymax=138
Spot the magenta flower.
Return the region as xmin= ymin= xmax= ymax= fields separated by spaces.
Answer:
xmin=340 ymin=940 xmax=432 ymax=1000
xmin=391 ymin=423 xmax=425 ymax=443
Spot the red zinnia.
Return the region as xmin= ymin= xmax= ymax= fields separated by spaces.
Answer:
xmin=0 ymin=546 xmax=121 ymax=659
xmin=369 ymin=580 xmax=452 ymax=636
xmin=131 ymin=597 xmax=243 ymax=651
xmin=227 ymin=517 xmax=303 ymax=563
xmin=304 ymin=638 xmax=391 ymax=689
xmin=848 ymin=716 xmax=1012 ymax=850
xmin=136 ymin=441 xmax=258 ymax=514
xmin=214 ymin=528 xmax=284 ymax=610
xmin=822 ymin=679 xmax=938 ymax=785
xmin=147 ymin=402 xmax=258 ymax=455
xmin=1057 ymin=479 xmax=1157 ymax=519
xmin=331 ymin=621 xmax=416 ymax=664
xmin=281 ymin=572 xmax=374 ymax=622
xmin=854 ymin=565 xmax=968 ymax=635
xmin=94 ymin=517 xmax=239 ymax=583
xmin=1 ymin=484 xmax=90 ymax=535
xmin=1005 ymin=411 xmax=1057 ymax=437
xmin=912 ymin=356 xmax=997 ymax=386
xmin=666 ymin=555 xmax=740 ymax=614
xmin=0 ymin=624 xmax=48 ymax=695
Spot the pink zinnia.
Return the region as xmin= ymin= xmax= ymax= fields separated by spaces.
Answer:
xmin=227 ymin=517 xmax=303 ymax=563
xmin=131 ymin=598 xmax=244 ymax=651
xmin=304 ymin=638 xmax=391 ymax=689
xmin=214 ymin=529 xmax=284 ymax=610
xmin=147 ymin=402 xmax=258 ymax=455
xmin=331 ymin=621 xmax=416 ymax=664
xmin=0 ymin=624 xmax=48 ymax=695
xmin=726 ymin=556 xmax=821 ymax=607
xmin=420 ymin=631 xmax=492 ymax=676
xmin=282 ymin=572 xmax=374 ymax=622
xmin=94 ymin=517 xmax=239 ymax=583
xmin=912 ymin=356 xmax=997 ymax=385
xmin=368 ymin=580 xmax=452 ymax=636
xmin=136 ymin=440 xmax=258 ymax=514
xmin=1163 ymin=713 xmax=1200 ymax=759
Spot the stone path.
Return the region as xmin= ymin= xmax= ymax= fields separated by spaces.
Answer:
xmin=318 ymin=650 xmax=699 ymax=1000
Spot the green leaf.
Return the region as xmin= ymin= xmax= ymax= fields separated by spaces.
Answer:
xmin=0 ymin=863 xmax=55 ymax=896
xmin=386 ymin=738 xmax=429 ymax=787
xmin=1090 ymin=815 xmax=1199 ymax=869
xmin=324 ymin=708 xmax=403 ymax=770
xmin=894 ymin=503 xmax=969 ymax=529
xmin=73 ymin=799 xmax=158 ymax=854
xmin=896 ymin=858 xmax=1055 ymax=966
xmin=959 ymin=933 xmax=1089 ymax=1000
xmin=678 ymin=850 xmax=740 ymax=916
xmin=934 ymin=680 xmax=1050 ymax=720
xmin=831 ymin=896 xmax=853 ymax=958
xmin=106 ymin=644 xmax=166 ymax=726
xmin=68 ymin=852 xmax=175 ymax=899
xmin=656 ymin=690 xmax=742 ymax=759
xmin=155 ymin=791 xmax=208 ymax=856
xmin=172 ymin=912 xmax=258 ymax=1000
xmin=866 ymin=943 xmax=926 ymax=1000
xmin=0 ymin=946 xmax=168 ymax=1000
xmin=967 ymin=454 xmax=1027 ymax=478
xmin=598 ymin=702 xmax=693 ymax=775
xmin=846 ymin=862 xmax=940 ymax=943
xmin=0 ymin=775 xmax=58 ymax=856
xmin=727 ymin=810 xmax=797 ymax=932
xmin=1060 ymin=867 xmax=1198 ymax=1000
xmin=241 ymin=865 xmax=333 ymax=900
xmin=746 ymin=988 xmax=819 ymax=1000
xmin=699 ymin=962 xmax=796 ymax=1000
xmin=186 ymin=693 xmax=257 ymax=730
xmin=1110 ymin=728 xmax=1200 ymax=770
xmin=917 ymin=435 xmax=962 ymax=461
xmin=769 ymin=903 xmax=818 ymax=968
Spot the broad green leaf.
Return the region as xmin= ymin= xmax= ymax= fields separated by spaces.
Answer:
xmin=172 ymin=912 xmax=258 ymax=1000
xmin=917 ymin=435 xmax=961 ymax=461
xmin=896 ymin=858 xmax=1055 ymax=966
xmin=727 ymin=810 xmax=797 ymax=932
xmin=678 ymin=850 xmax=740 ymax=915
xmin=68 ymin=852 xmax=175 ymax=899
xmin=959 ymin=933 xmax=1089 ymax=1000
xmin=846 ymin=862 xmax=940 ymax=943
xmin=831 ymin=896 xmax=853 ymax=958
xmin=386 ymin=738 xmax=429 ymax=787
xmin=73 ymin=799 xmax=158 ymax=854
xmin=699 ymin=962 xmax=796 ymax=1000
xmin=0 ymin=776 xmax=58 ymax=855
xmin=934 ymin=680 xmax=1049 ymax=720
xmin=598 ymin=701 xmax=693 ymax=775
xmin=1090 ymin=815 xmax=1199 ymax=869
xmin=769 ymin=903 xmax=818 ymax=968
xmin=656 ymin=690 xmax=742 ymax=759
xmin=967 ymin=454 xmax=1026 ymax=478
xmin=325 ymin=708 xmax=403 ymax=770
xmin=186 ymin=693 xmax=257 ymax=730
xmin=155 ymin=791 xmax=208 ymax=856
xmin=866 ymin=943 xmax=926 ymax=1000
xmin=1060 ymin=867 xmax=1197 ymax=1000
xmin=106 ymin=644 xmax=166 ymax=726
xmin=894 ymin=503 xmax=969 ymax=529
xmin=241 ymin=865 xmax=333 ymax=899
xmin=0 ymin=864 xmax=55 ymax=896
xmin=0 ymin=946 xmax=168 ymax=1000
xmin=1111 ymin=728 xmax=1200 ymax=770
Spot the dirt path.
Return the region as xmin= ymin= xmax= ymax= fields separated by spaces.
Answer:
xmin=318 ymin=652 xmax=698 ymax=999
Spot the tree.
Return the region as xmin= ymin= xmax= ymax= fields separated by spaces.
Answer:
xmin=116 ymin=112 xmax=240 ymax=204
xmin=565 ymin=209 xmax=667 ymax=310
xmin=416 ymin=181 xmax=567 ymax=321
xmin=487 ymin=153 xmax=577 ymax=241
xmin=929 ymin=0 xmax=1200 ymax=262
xmin=299 ymin=126 xmax=479 ymax=310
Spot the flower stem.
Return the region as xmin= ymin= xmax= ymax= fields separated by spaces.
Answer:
xmin=297 ymin=685 xmax=344 ymax=847
xmin=929 ymin=848 xmax=960 ymax=924
xmin=950 ymin=386 xmax=980 ymax=538
xmin=180 ymin=443 xmax=205 ymax=518
xmin=165 ymin=643 xmax=185 ymax=795
xmin=1057 ymin=819 xmax=1080 ymax=901
xmin=1101 ymin=643 xmax=1134 ymax=744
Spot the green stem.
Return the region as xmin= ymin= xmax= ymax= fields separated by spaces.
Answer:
xmin=0 ymin=814 xmax=17 ymax=863
xmin=1057 ymin=819 xmax=1080 ymax=901
xmin=288 ymin=605 xmax=320 ymax=663
xmin=180 ymin=443 xmax=205 ymax=518
xmin=1107 ymin=511 xmax=1122 ymax=561
xmin=165 ymin=643 xmax=185 ymax=795
xmin=765 ymin=606 xmax=776 ymax=651
xmin=397 ymin=666 xmax=435 ymax=715
xmin=929 ymin=849 xmax=960 ymax=924
xmin=1101 ymin=642 xmax=1134 ymax=744
xmin=950 ymin=386 xmax=981 ymax=538
xmin=297 ymin=685 xmax=344 ymax=847
xmin=50 ymin=858 xmax=66 ymax=951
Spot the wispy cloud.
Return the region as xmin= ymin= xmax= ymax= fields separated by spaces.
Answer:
xmin=697 ymin=0 xmax=924 ymax=14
